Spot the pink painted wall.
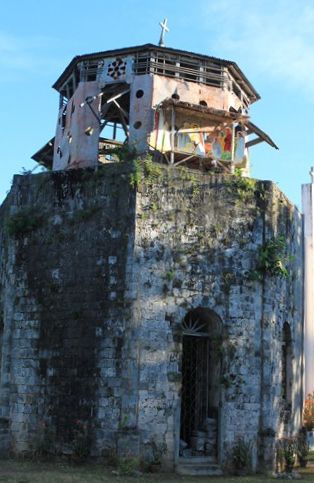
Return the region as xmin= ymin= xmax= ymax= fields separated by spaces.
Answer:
xmin=151 ymin=75 xmax=244 ymax=112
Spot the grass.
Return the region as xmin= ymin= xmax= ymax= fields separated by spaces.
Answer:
xmin=0 ymin=460 xmax=314 ymax=483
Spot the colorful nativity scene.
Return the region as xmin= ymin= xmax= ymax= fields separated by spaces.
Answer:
xmin=1 ymin=18 xmax=313 ymax=478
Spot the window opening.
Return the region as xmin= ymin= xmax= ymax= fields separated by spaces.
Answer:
xmin=61 ymin=105 xmax=67 ymax=130
xmin=97 ymin=83 xmax=131 ymax=163
xmin=136 ymin=89 xmax=144 ymax=99
xmin=133 ymin=121 xmax=142 ymax=129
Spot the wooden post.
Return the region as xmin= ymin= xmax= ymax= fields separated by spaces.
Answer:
xmin=170 ymin=106 xmax=175 ymax=164
xmin=231 ymin=122 xmax=236 ymax=174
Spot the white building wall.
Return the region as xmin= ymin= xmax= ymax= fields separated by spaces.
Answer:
xmin=302 ymin=173 xmax=314 ymax=397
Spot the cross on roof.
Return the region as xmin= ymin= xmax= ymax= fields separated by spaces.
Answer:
xmin=159 ymin=18 xmax=170 ymax=47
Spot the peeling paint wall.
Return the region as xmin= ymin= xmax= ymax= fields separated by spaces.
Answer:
xmin=52 ymin=61 xmax=249 ymax=169
xmin=151 ymin=75 xmax=242 ymax=111
xmin=129 ymin=75 xmax=154 ymax=153
xmin=0 ymin=163 xmax=303 ymax=471
xmin=54 ymin=81 xmax=101 ymax=170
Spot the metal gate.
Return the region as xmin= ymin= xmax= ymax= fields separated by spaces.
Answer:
xmin=180 ymin=334 xmax=210 ymax=446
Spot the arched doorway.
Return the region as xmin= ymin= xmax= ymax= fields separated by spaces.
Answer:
xmin=180 ymin=308 xmax=222 ymax=459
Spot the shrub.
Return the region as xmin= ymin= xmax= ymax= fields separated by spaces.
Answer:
xmin=296 ymin=427 xmax=309 ymax=465
xmin=30 ymin=420 xmax=57 ymax=459
xmin=117 ymin=457 xmax=140 ymax=475
xmin=231 ymin=437 xmax=252 ymax=474
xmin=109 ymin=144 xmax=136 ymax=162
xmin=71 ymin=420 xmax=91 ymax=462
xmin=304 ymin=391 xmax=314 ymax=430
xmin=276 ymin=437 xmax=297 ymax=472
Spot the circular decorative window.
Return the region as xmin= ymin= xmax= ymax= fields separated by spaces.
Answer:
xmin=107 ymin=58 xmax=127 ymax=80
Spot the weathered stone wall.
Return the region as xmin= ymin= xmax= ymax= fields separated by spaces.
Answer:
xmin=0 ymin=165 xmax=136 ymax=456
xmin=0 ymin=162 xmax=303 ymax=471
xmin=132 ymin=166 xmax=303 ymax=470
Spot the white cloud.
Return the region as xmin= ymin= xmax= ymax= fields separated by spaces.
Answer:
xmin=202 ymin=0 xmax=314 ymax=93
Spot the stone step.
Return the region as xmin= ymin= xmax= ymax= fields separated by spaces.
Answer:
xmin=176 ymin=463 xmax=223 ymax=476
xmin=178 ymin=456 xmax=216 ymax=464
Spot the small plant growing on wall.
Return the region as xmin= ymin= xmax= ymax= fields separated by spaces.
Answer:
xmin=109 ymin=144 xmax=136 ymax=162
xmin=230 ymin=437 xmax=252 ymax=475
xmin=5 ymin=208 xmax=44 ymax=238
xmin=151 ymin=441 xmax=167 ymax=467
xmin=129 ymin=157 xmax=162 ymax=189
xmin=226 ymin=171 xmax=256 ymax=203
xmin=129 ymin=160 xmax=143 ymax=189
xmin=251 ymin=235 xmax=293 ymax=280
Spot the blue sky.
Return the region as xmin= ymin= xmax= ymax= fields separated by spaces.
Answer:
xmin=0 ymin=0 xmax=313 ymax=208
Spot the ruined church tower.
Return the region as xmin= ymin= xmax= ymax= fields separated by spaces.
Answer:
xmin=0 ymin=40 xmax=303 ymax=475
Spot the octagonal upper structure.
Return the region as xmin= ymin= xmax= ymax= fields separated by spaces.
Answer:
xmin=53 ymin=43 xmax=260 ymax=107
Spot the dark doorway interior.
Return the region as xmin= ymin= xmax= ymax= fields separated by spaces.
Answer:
xmin=180 ymin=308 xmax=222 ymax=459
xmin=181 ymin=334 xmax=210 ymax=446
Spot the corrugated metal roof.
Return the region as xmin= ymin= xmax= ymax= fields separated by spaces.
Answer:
xmin=31 ymin=138 xmax=54 ymax=169
xmin=247 ymin=121 xmax=279 ymax=150
xmin=160 ymin=98 xmax=248 ymax=120
xmin=159 ymin=99 xmax=278 ymax=150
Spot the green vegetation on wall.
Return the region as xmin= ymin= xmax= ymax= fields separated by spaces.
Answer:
xmin=130 ymin=158 xmax=162 ymax=189
xmin=5 ymin=208 xmax=44 ymax=237
xmin=252 ymin=235 xmax=293 ymax=279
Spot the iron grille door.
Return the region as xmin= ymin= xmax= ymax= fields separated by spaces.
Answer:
xmin=180 ymin=335 xmax=210 ymax=446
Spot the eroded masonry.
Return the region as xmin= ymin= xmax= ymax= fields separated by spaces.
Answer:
xmin=0 ymin=42 xmax=303 ymax=475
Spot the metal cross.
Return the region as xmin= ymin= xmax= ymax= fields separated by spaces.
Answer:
xmin=159 ymin=18 xmax=170 ymax=47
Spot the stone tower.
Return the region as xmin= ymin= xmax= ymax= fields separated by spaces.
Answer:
xmin=0 ymin=42 xmax=303 ymax=475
